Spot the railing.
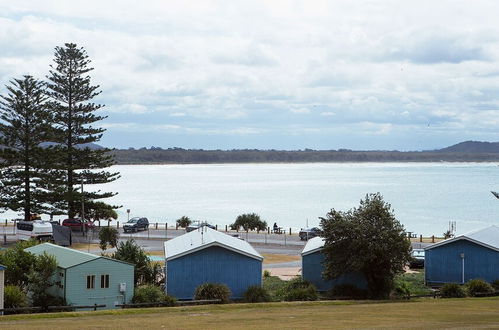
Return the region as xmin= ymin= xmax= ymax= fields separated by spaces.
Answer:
xmin=0 ymin=304 xmax=106 ymax=314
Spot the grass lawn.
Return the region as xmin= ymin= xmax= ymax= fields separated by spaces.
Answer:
xmin=2 ymin=298 xmax=499 ymax=329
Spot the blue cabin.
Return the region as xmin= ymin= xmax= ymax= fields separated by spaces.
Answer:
xmin=164 ymin=227 xmax=263 ymax=300
xmin=301 ymin=237 xmax=367 ymax=292
xmin=425 ymin=225 xmax=499 ymax=286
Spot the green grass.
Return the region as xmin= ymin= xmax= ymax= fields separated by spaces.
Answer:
xmin=1 ymin=298 xmax=499 ymax=329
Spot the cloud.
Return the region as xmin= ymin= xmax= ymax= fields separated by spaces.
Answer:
xmin=2 ymin=1 xmax=499 ymax=150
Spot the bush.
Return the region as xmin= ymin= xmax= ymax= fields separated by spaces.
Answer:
xmin=194 ymin=283 xmax=231 ymax=303
xmin=4 ymin=285 xmax=28 ymax=309
xmin=243 ymin=285 xmax=271 ymax=303
xmin=466 ymin=279 xmax=494 ymax=296
xmin=491 ymin=279 xmax=499 ymax=291
xmin=230 ymin=213 xmax=267 ymax=231
xmin=392 ymin=281 xmax=412 ymax=299
xmin=440 ymin=283 xmax=466 ymax=298
xmin=329 ymin=284 xmax=368 ymax=299
xmin=281 ymin=277 xmax=318 ymax=301
xmin=132 ymin=285 xmax=176 ymax=306
xmin=284 ymin=286 xmax=318 ymax=301
xmin=263 ymin=270 xmax=271 ymax=278
xmin=176 ymin=216 xmax=192 ymax=228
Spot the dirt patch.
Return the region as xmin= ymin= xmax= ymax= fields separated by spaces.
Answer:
xmin=262 ymin=253 xmax=300 ymax=264
xmin=264 ymin=267 xmax=301 ymax=280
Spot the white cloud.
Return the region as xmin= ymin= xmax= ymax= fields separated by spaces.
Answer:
xmin=2 ymin=1 xmax=499 ymax=149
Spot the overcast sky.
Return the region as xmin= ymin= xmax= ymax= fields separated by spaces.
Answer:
xmin=1 ymin=1 xmax=499 ymax=150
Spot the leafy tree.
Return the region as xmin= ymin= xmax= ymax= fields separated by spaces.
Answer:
xmin=80 ymin=201 xmax=118 ymax=222
xmin=112 ymin=239 xmax=163 ymax=286
xmin=99 ymin=226 xmax=119 ymax=251
xmin=320 ymin=193 xmax=411 ymax=299
xmin=0 ymin=76 xmax=53 ymax=220
xmin=176 ymin=216 xmax=192 ymax=228
xmin=0 ymin=239 xmax=38 ymax=288
xmin=230 ymin=213 xmax=267 ymax=231
xmin=45 ymin=43 xmax=119 ymax=218
xmin=26 ymin=252 xmax=59 ymax=309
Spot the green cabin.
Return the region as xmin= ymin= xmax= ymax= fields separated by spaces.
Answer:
xmin=25 ymin=243 xmax=134 ymax=309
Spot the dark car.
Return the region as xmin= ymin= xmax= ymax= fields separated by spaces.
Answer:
xmin=299 ymin=227 xmax=321 ymax=241
xmin=186 ymin=222 xmax=216 ymax=232
xmin=62 ymin=218 xmax=95 ymax=230
xmin=409 ymin=248 xmax=425 ymax=268
xmin=123 ymin=217 xmax=149 ymax=233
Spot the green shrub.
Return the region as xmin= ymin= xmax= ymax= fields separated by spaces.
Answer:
xmin=281 ymin=277 xmax=318 ymax=301
xmin=263 ymin=270 xmax=271 ymax=278
xmin=4 ymin=285 xmax=28 ymax=309
xmin=176 ymin=216 xmax=192 ymax=228
xmin=132 ymin=285 xmax=176 ymax=306
xmin=491 ymin=279 xmax=499 ymax=291
xmin=243 ymin=285 xmax=271 ymax=303
xmin=329 ymin=284 xmax=368 ymax=299
xmin=284 ymin=286 xmax=318 ymax=301
xmin=466 ymin=279 xmax=494 ymax=296
xmin=440 ymin=283 xmax=466 ymax=298
xmin=392 ymin=281 xmax=412 ymax=299
xmin=194 ymin=283 xmax=231 ymax=303
xmin=230 ymin=213 xmax=267 ymax=231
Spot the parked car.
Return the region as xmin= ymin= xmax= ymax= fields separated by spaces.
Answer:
xmin=409 ymin=248 xmax=425 ymax=268
xmin=186 ymin=221 xmax=216 ymax=232
xmin=62 ymin=218 xmax=95 ymax=230
xmin=123 ymin=217 xmax=149 ymax=233
xmin=299 ymin=227 xmax=321 ymax=241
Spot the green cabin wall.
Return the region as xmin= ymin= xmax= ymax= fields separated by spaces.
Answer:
xmin=64 ymin=258 xmax=134 ymax=309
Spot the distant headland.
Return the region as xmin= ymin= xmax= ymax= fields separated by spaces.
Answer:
xmin=108 ymin=141 xmax=499 ymax=164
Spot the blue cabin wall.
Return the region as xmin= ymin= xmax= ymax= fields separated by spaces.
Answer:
xmin=425 ymin=240 xmax=499 ymax=285
xmin=302 ymin=251 xmax=367 ymax=292
xmin=166 ymin=246 xmax=262 ymax=300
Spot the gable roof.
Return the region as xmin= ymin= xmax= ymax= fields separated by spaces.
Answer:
xmin=425 ymin=225 xmax=499 ymax=252
xmin=164 ymin=227 xmax=263 ymax=261
xmin=301 ymin=237 xmax=325 ymax=256
xmin=25 ymin=243 xmax=133 ymax=269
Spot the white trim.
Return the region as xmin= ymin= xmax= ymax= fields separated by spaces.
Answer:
xmin=424 ymin=236 xmax=499 ymax=253
xmin=301 ymin=246 xmax=323 ymax=256
xmin=166 ymin=241 xmax=263 ymax=262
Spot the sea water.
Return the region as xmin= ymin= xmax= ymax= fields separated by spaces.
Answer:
xmin=3 ymin=163 xmax=499 ymax=236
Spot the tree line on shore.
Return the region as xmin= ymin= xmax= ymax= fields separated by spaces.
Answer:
xmin=112 ymin=147 xmax=499 ymax=164
xmin=0 ymin=43 xmax=118 ymax=221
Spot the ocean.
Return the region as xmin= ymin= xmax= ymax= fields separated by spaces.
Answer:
xmin=3 ymin=163 xmax=499 ymax=236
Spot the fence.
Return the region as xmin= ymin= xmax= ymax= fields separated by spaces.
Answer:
xmin=0 ymin=304 xmax=106 ymax=314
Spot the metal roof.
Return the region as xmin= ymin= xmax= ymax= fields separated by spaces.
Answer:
xmin=425 ymin=225 xmax=499 ymax=252
xmin=0 ymin=264 xmax=6 ymax=270
xmin=164 ymin=227 xmax=263 ymax=261
xmin=301 ymin=237 xmax=325 ymax=256
xmin=25 ymin=243 xmax=100 ymax=269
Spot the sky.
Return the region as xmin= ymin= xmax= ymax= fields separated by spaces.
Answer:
xmin=1 ymin=1 xmax=499 ymax=151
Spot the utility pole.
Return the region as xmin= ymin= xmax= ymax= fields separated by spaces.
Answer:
xmin=81 ymin=177 xmax=85 ymax=235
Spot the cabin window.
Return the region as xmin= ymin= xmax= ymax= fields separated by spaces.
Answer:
xmin=101 ymin=274 xmax=110 ymax=288
xmin=59 ymin=272 xmax=64 ymax=277
xmin=86 ymin=275 xmax=95 ymax=289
